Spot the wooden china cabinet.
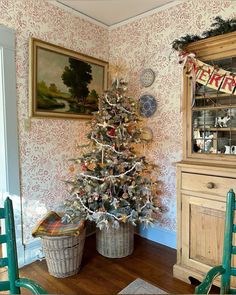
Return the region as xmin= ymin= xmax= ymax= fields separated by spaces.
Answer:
xmin=173 ymin=31 xmax=236 ymax=287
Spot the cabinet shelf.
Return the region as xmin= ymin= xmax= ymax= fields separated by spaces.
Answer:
xmin=192 ymin=104 xmax=236 ymax=111
xmin=195 ymin=93 xmax=236 ymax=99
xmin=195 ymin=127 xmax=236 ymax=131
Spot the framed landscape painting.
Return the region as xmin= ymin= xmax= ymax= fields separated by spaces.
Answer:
xmin=29 ymin=38 xmax=108 ymax=119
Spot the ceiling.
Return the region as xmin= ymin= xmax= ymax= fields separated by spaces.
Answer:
xmin=53 ymin=0 xmax=181 ymax=27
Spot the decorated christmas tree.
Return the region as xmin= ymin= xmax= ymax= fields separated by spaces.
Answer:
xmin=64 ymin=79 xmax=162 ymax=229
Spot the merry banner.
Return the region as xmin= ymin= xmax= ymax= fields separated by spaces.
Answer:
xmin=186 ymin=56 xmax=236 ymax=94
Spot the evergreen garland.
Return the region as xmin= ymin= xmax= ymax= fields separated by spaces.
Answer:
xmin=172 ymin=16 xmax=236 ymax=52
xmin=172 ymin=34 xmax=201 ymax=51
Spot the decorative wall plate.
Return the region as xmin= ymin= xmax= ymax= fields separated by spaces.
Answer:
xmin=139 ymin=94 xmax=157 ymax=117
xmin=140 ymin=68 xmax=155 ymax=87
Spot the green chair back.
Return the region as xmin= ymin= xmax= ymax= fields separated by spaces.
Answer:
xmin=0 ymin=197 xmax=47 ymax=294
xmin=195 ymin=189 xmax=236 ymax=294
xmin=221 ymin=189 xmax=236 ymax=294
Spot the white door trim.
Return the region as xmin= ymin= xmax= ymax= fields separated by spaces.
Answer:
xmin=0 ymin=25 xmax=25 ymax=266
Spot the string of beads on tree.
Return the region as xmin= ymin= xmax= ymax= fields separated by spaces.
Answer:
xmin=63 ymin=79 xmax=162 ymax=229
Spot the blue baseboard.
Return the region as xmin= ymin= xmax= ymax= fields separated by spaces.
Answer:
xmin=20 ymin=239 xmax=44 ymax=267
xmin=138 ymin=225 xmax=176 ymax=249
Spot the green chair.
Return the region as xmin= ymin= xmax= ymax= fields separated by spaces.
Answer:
xmin=195 ymin=189 xmax=236 ymax=294
xmin=0 ymin=197 xmax=47 ymax=294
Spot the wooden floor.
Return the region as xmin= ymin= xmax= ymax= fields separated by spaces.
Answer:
xmin=1 ymin=235 xmax=205 ymax=294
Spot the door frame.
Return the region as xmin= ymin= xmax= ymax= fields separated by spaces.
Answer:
xmin=0 ymin=25 xmax=25 ymax=266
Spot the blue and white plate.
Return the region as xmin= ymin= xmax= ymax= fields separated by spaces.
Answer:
xmin=139 ymin=94 xmax=157 ymax=117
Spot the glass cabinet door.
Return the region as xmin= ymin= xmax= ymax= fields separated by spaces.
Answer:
xmin=192 ymin=57 xmax=236 ymax=155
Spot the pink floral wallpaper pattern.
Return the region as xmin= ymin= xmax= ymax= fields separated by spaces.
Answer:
xmin=109 ymin=0 xmax=236 ymax=231
xmin=0 ymin=0 xmax=236 ymax=244
xmin=0 ymin=0 xmax=108 ymax=243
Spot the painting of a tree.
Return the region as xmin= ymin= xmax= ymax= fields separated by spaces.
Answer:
xmin=62 ymin=58 xmax=92 ymax=103
xmin=31 ymin=38 xmax=108 ymax=119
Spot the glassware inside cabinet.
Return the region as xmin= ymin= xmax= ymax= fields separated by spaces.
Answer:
xmin=192 ymin=56 xmax=236 ymax=155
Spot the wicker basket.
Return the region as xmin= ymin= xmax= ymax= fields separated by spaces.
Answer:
xmin=41 ymin=228 xmax=85 ymax=278
xmin=96 ymin=223 xmax=134 ymax=258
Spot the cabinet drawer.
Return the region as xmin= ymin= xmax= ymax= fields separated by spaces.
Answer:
xmin=181 ymin=172 xmax=236 ymax=196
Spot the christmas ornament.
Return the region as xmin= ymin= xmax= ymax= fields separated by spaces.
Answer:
xmin=140 ymin=127 xmax=153 ymax=142
xmin=82 ymin=164 xmax=87 ymax=171
xmin=107 ymin=128 xmax=116 ymax=137
xmin=109 ymin=61 xmax=128 ymax=89
xmin=127 ymin=123 xmax=136 ymax=134
xmin=122 ymin=193 xmax=129 ymax=199
xmin=98 ymin=162 xmax=107 ymax=168
xmin=68 ymin=165 xmax=75 ymax=172
xmin=121 ymin=215 xmax=127 ymax=223
xmin=87 ymin=162 xmax=96 ymax=171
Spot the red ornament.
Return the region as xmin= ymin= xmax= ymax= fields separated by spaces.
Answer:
xmin=82 ymin=164 xmax=87 ymax=171
xmin=107 ymin=128 xmax=115 ymax=136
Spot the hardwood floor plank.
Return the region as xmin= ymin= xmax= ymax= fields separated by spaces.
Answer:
xmin=0 ymin=235 xmax=205 ymax=294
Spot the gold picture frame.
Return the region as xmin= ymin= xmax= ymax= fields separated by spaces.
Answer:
xmin=29 ymin=38 xmax=108 ymax=119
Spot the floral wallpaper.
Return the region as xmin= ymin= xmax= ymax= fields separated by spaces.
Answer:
xmin=109 ymin=0 xmax=236 ymax=232
xmin=0 ymin=0 xmax=108 ymax=243
xmin=1 ymin=0 xmax=236 ymax=244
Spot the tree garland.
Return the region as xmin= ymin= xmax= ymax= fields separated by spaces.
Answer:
xmin=79 ymin=162 xmax=141 ymax=181
xmin=172 ymin=16 xmax=236 ymax=52
xmin=91 ymin=133 xmax=124 ymax=155
xmin=73 ymin=193 xmax=156 ymax=223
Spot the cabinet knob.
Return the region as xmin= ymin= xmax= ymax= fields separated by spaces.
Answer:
xmin=207 ymin=182 xmax=215 ymax=189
